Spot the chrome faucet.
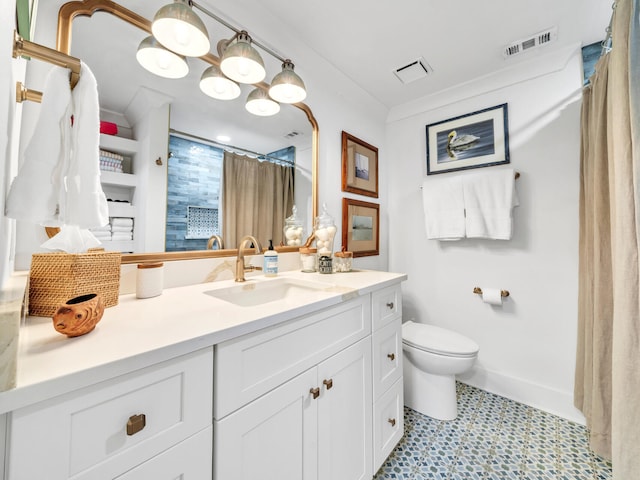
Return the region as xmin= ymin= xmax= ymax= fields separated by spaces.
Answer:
xmin=207 ymin=234 xmax=224 ymax=250
xmin=235 ymin=235 xmax=263 ymax=282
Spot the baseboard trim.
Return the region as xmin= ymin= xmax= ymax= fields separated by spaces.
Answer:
xmin=458 ymin=366 xmax=586 ymax=425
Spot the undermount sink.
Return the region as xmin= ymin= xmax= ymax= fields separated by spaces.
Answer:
xmin=204 ymin=277 xmax=333 ymax=307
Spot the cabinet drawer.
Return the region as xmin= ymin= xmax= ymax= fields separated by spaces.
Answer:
xmin=372 ymin=317 xmax=402 ymax=399
xmin=215 ymin=295 xmax=370 ymax=418
xmin=116 ymin=427 xmax=212 ymax=480
xmin=372 ymin=284 xmax=402 ymax=330
xmin=373 ymin=378 xmax=404 ymax=473
xmin=8 ymin=348 xmax=213 ymax=480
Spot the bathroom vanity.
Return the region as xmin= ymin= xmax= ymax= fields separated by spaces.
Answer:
xmin=0 ymin=270 xmax=405 ymax=480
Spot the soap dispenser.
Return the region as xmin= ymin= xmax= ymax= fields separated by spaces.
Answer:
xmin=264 ymin=239 xmax=278 ymax=277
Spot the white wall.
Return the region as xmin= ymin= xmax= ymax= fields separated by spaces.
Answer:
xmin=0 ymin=3 xmax=19 ymax=288
xmin=387 ymin=46 xmax=585 ymax=422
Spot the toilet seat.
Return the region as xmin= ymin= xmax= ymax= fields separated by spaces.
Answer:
xmin=402 ymin=321 xmax=479 ymax=358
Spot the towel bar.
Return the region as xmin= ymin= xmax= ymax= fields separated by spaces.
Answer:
xmin=12 ymin=30 xmax=82 ymax=103
xmin=419 ymin=171 xmax=520 ymax=189
xmin=473 ymin=287 xmax=510 ymax=298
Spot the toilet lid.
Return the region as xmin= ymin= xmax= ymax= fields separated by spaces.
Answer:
xmin=402 ymin=321 xmax=479 ymax=357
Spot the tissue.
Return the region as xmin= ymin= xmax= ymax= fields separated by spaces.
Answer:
xmin=40 ymin=225 xmax=102 ymax=253
xmin=481 ymin=288 xmax=503 ymax=306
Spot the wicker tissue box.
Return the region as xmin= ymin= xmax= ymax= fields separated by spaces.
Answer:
xmin=28 ymin=249 xmax=121 ymax=317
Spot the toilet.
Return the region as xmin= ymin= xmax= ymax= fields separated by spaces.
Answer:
xmin=402 ymin=320 xmax=479 ymax=420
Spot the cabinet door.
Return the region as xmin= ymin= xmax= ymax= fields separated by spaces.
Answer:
xmin=317 ymin=338 xmax=372 ymax=480
xmin=8 ymin=348 xmax=212 ymax=480
xmin=214 ymin=368 xmax=318 ymax=480
xmin=115 ymin=427 xmax=212 ymax=480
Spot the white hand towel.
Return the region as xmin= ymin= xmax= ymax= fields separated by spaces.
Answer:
xmin=61 ymin=61 xmax=109 ymax=229
xmin=462 ymin=168 xmax=519 ymax=240
xmin=5 ymin=66 xmax=71 ymax=225
xmin=421 ymin=176 xmax=465 ymax=240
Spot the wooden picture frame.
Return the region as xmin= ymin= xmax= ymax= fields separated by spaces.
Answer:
xmin=342 ymin=198 xmax=379 ymax=257
xmin=341 ymin=131 xmax=378 ymax=198
xmin=426 ymin=103 xmax=510 ymax=175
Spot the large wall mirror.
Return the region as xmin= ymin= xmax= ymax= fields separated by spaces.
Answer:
xmin=38 ymin=0 xmax=318 ymax=263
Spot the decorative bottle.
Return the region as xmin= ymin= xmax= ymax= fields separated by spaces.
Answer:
xmin=283 ymin=205 xmax=304 ymax=247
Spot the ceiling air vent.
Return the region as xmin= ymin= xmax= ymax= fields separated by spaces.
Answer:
xmin=503 ymin=27 xmax=558 ymax=58
xmin=284 ymin=130 xmax=302 ymax=139
xmin=393 ymin=57 xmax=433 ymax=84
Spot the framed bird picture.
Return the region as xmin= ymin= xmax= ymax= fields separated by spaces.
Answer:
xmin=425 ymin=103 xmax=510 ymax=175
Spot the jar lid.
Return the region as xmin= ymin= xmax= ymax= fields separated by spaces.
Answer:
xmin=285 ymin=205 xmax=302 ymax=226
xmin=314 ymin=203 xmax=335 ymax=229
xmin=138 ymin=262 xmax=164 ymax=269
xmin=334 ymin=247 xmax=353 ymax=258
xmin=300 ymin=247 xmax=317 ymax=254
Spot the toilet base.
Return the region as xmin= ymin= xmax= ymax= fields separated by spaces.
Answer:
xmin=404 ymin=363 xmax=458 ymax=421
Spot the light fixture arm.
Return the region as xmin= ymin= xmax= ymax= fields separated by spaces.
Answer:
xmin=189 ymin=0 xmax=288 ymax=63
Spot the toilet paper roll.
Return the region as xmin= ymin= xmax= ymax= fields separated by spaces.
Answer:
xmin=482 ymin=288 xmax=503 ymax=306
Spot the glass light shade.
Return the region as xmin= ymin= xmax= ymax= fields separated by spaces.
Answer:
xmin=152 ymin=0 xmax=210 ymax=57
xmin=220 ymin=32 xmax=266 ymax=84
xmin=245 ymin=88 xmax=280 ymax=116
xmin=268 ymin=60 xmax=306 ymax=103
xmin=136 ymin=36 xmax=189 ymax=78
xmin=199 ymin=66 xmax=241 ymax=100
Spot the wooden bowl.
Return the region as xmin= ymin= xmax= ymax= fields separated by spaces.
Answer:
xmin=52 ymin=293 xmax=105 ymax=337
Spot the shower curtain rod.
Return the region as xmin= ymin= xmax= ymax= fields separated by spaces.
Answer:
xmin=169 ymin=129 xmax=295 ymax=167
xmin=601 ymin=1 xmax=616 ymax=55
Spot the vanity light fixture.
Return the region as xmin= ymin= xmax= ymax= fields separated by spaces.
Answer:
xmin=151 ymin=0 xmax=210 ymax=57
xmin=199 ymin=65 xmax=241 ymax=100
xmin=136 ymin=36 xmax=189 ymax=79
xmin=220 ymin=31 xmax=266 ymax=84
xmin=268 ymin=60 xmax=307 ymax=104
xmin=245 ymin=88 xmax=280 ymax=116
xmin=142 ymin=0 xmax=307 ymax=115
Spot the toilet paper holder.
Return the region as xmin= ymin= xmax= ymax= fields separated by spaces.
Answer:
xmin=473 ymin=287 xmax=510 ymax=298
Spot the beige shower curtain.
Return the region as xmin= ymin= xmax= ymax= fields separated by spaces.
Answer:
xmin=222 ymin=151 xmax=294 ymax=249
xmin=575 ymin=0 xmax=640 ymax=477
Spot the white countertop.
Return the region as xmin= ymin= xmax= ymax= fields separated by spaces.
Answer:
xmin=0 ymin=269 xmax=406 ymax=414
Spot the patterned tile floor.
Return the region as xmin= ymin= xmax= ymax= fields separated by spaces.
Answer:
xmin=374 ymin=383 xmax=613 ymax=480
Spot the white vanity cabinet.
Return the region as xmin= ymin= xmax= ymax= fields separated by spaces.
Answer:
xmin=6 ymin=348 xmax=213 ymax=480
xmin=214 ymin=295 xmax=372 ymax=480
xmin=213 ymin=282 xmax=405 ymax=480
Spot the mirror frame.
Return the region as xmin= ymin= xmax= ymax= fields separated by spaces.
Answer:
xmin=53 ymin=0 xmax=318 ymax=264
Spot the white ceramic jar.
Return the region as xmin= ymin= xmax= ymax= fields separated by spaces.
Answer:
xmin=136 ymin=262 xmax=164 ymax=299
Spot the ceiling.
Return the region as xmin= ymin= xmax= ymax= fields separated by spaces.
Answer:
xmin=249 ymin=0 xmax=613 ymax=109
xmin=37 ymin=0 xmax=613 ymax=142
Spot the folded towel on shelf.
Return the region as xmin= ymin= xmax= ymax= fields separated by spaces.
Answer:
xmin=111 ymin=225 xmax=133 ymax=233
xmin=421 ymin=176 xmax=465 ymax=240
xmin=462 ymin=168 xmax=519 ymax=240
xmin=112 ymin=232 xmax=133 ymax=241
xmin=111 ymin=217 xmax=133 ymax=227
